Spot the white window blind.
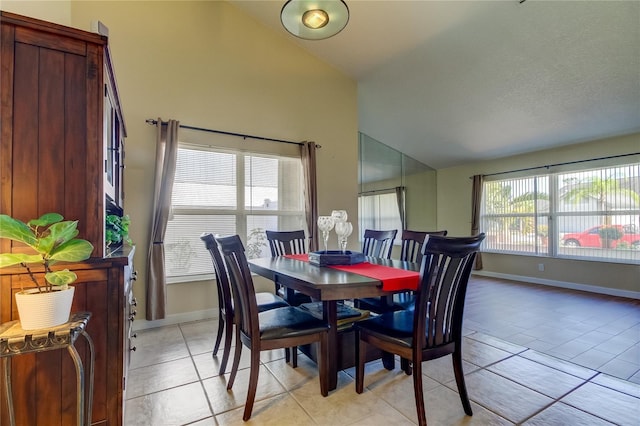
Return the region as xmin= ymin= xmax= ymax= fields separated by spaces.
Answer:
xmin=481 ymin=162 xmax=640 ymax=264
xmin=358 ymin=192 xmax=402 ymax=244
xmin=165 ymin=145 xmax=306 ymax=280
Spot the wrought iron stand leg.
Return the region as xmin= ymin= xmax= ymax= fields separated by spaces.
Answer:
xmin=67 ymin=344 xmax=85 ymax=426
xmin=82 ymin=330 xmax=95 ymax=425
xmin=3 ymin=357 xmax=15 ymax=426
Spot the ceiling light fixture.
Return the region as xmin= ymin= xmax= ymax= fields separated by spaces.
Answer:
xmin=281 ymin=0 xmax=349 ymax=40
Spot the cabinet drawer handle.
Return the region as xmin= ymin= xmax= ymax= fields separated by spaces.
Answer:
xmin=130 ymin=346 xmax=137 ymax=352
xmin=131 ymin=297 xmax=138 ymax=307
xmin=132 ymin=271 xmax=138 ymax=280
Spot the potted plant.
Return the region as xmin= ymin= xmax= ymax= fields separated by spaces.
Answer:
xmin=598 ymin=226 xmax=623 ymax=249
xmin=0 ymin=213 xmax=94 ymax=329
xmin=105 ymin=213 xmax=132 ymax=249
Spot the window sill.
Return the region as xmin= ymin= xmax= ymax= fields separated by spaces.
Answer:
xmin=166 ymin=273 xmax=214 ymax=285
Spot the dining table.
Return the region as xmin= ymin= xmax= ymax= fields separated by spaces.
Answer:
xmin=248 ymin=254 xmax=420 ymax=391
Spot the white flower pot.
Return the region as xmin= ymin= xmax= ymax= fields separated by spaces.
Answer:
xmin=15 ymin=286 xmax=75 ymax=330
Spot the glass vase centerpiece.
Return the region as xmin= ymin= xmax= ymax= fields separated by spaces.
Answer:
xmin=331 ymin=210 xmax=351 ymax=253
xmin=317 ymin=215 xmax=335 ymax=253
xmin=335 ymin=221 xmax=353 ymax=253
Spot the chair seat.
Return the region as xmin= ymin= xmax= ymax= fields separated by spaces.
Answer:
xmin=255 ymin=292 xmax=289 ymax=312
xmin=259 ymin=307 xmax=329 ymax=340
xmin=356 ymin=310 xmax=415 ymax=348
xmin=356 ymin=293 xmax=415 ymax=313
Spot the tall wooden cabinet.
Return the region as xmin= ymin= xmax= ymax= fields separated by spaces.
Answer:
xmin=0 ymin=12 xmax=133 ymax=425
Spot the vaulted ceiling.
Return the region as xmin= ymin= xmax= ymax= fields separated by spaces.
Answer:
xmin=230 ymin=1 xmax=640 ymax=169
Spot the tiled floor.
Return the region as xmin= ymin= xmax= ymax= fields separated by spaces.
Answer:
xmin=124 ymin=276 xmax=640 ymax=425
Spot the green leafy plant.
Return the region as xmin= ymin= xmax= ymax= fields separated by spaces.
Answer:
xmin=598 ymin=226 xmax=623 ymax=248
xmin=246 ymin=228 xmax=267 ymax=259
xmin=105 ymin=214 xmax=132 ymax=247
xmin=0 ymin=213 xmax=94 ymax=292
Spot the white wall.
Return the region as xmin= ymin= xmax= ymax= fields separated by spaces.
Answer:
xmin=1 ymin=0 xmax=71 ymax=25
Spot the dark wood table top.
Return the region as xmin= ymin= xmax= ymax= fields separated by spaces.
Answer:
xmin=248 ymin=256 xmax=419 ymax=300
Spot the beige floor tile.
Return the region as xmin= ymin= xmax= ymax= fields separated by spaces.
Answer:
xmin=202 ymin=364 xmax=287 ymax=415
xmin=193 ymin=345 xmax=252 ymax=379
xmin=561 ymin=382 xmax=640 ymax=426
xmin=130 ymin=325 xmax=190 ymax=369
xmin=215 ymin=393 xmax=315 ymax=426
xmin=180 ymin=319 xmax=218 ymax=355
xmin=187 ymin=418 xmax=217 ymax=426
xmin=422 ymin=354 xmax=479 ymax=385
xmin=462 ymin=369 xmax=553 ymax=423
xmin=487 ymin=356 xmax=586 ymax=398
xmin=598 ymin=357 xmax=640 ymax=380
xmin=422 ymin=385 xmax=513 ymax=426
xmin=522 ymin=402 xmax=616 ymax=426
xmin=519 ymin=349 xmax=598 ymax=380
xmin=289 ymin=370 xmax=398 ymax=425
xmin=362 ymin=362 xmax=441 ymax=405
xmin=465 ymin=332 xmax=528 ymax=354
xmin=571 ymin=347 xmax=619 ymax=370
xmin=590 ymin=373 xmax=640 ymax=397
xmin=124 ymin=382 xmax=212 ymax=425
xmin=126 ymin=356 xmax=200 ymax=399
xmin=347 ymin=410 xmax=415 ymax=426
xmin=264 ymin=354 xmax=324 ymax=392
xmin=260 ymin=347 xmax=288 ymax=363
xmin=461 ymin=337 xmax=514 ymax=367
xmin=124 ymin=277 xmax=640 ymax=425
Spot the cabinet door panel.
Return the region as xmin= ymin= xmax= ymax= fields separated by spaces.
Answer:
xmin=38 ymin=47 xmax=66 ymax=215
xmin=12 ymin=42 xmax=39 ymax=219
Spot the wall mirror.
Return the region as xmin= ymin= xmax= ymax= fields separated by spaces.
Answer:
xmin=358 ymin=133 xmax=437 ymax=244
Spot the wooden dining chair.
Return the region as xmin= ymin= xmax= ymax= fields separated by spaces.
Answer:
xmin=355 ymin=228 xmax=402 ymax=314
xmin=215 ymin=234 xmax=329 ymax=421
xmin=200 ymin=233 xmax=289 ymax=375
xmin=400 ymin=229 xmax=448 ymax=263
xmin=265 ymin=229 xmax=313 ymax=306
xmin=355 ymin=233 xmax=485 ymax=426
xmin=356 ymin=229 xmax=450 ymax=314
xmin=361 ymin=229 xmax=397 ymax=259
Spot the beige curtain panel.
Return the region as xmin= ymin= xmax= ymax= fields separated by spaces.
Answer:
xmin=146 ymin=118 xmax=180 ymax=320
xmin=301 ymin=141 xmax=319 ymax=251
xmin=471 ymin=174 xmax=484 ymax=270
xmin=395 ymin=186 xmax=406 ymax=231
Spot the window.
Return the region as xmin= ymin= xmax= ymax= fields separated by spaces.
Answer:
xmin=358 ymin=191 xmax=403 ymax=243
xmin=165 ymin=145 xmax=306 ymax=281
xmin=481 ymin=162 xmax=640 ymax=264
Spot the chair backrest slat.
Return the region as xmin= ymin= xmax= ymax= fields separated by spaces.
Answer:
xmin=414 ymin=234 xmax=485 ymax=348
xmin=266 ymin=230 xmax=307 ymax=256
xmin=200 ymin=233 xmax=233 ymax=316
xmin=400 ymin=229 xmax=448 ymax=263
xmin=362 ymin=229 xmax=397 ymax=259
xmin=216 ymin=235 xmax=261 ymax=344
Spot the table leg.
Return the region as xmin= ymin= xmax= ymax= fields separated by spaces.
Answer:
xmin=322 ymin=300 xmax=338 ymax=391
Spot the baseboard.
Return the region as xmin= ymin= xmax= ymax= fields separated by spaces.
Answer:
xmin=132 ymin=308 xmax=218 ymax=332
xmin=472 ymin=270 xmax=640 ymax=300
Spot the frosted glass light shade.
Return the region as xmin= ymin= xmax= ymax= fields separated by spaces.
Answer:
xmin=281 ymin=0 xmax=349 ymax=40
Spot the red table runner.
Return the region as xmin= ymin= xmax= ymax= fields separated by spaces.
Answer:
xmin=283 ymin=254 xmax=419 ymax=292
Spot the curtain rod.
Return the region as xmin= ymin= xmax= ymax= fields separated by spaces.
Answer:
xmin=359 ymin=186 xmax=404 ymax=196
xmin=146 ymin=119 xmax=320 ymax=148
xmin=473 ymin=152 xmax=640 ymax=179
